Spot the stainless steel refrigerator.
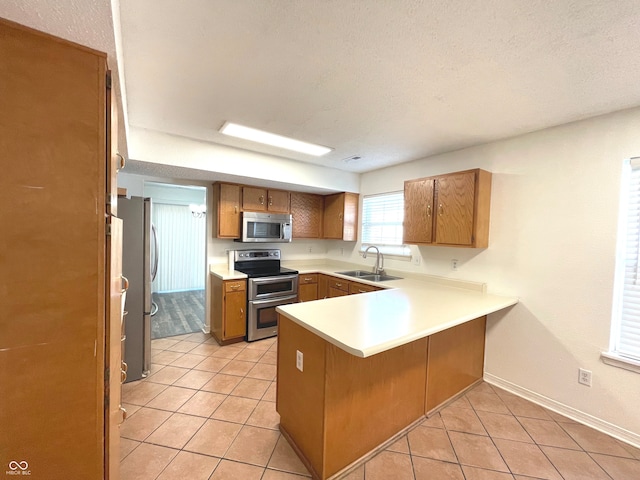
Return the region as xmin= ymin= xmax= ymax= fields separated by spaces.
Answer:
xmin=120 ymin=196 xmax=158 ymax=382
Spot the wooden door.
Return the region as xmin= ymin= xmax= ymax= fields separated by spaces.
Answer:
xmin=218 ymin=183 xmax=241 ymax=237
xmin=0 ymin=18 xmax=108 ymax=479
xmin=291 ymin=192 xmax=324 ymax=238
xmin=267 ymin=189 xmax=290 ymax=213
xmin=403 ymin=178 xmax=434 ymax=244
xmin=317 ymin=274 xmax=329 ymax=299
xmin=328 ymin=287 xmax=348 ymax=298
xmin=435 ymin=171 xmax=476 ymax=245
xmin=299 ymin=283 xmax=318 ymax=302
xmin=243 ymin=186 xmax=268 ymax=211
xmin=224 ymin=290 xmax=247 ymax=339
xmin=105 ymin=216 xmax=123 ymax=480
xmin=323 ymin=193 xmax=344 ymax=239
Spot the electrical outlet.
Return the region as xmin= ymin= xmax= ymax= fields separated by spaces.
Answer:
xmin=578 ymin=368 xmax=592 ymax=387
xmin=308 ymin=246 xmax=312 ymax=253
xmin=451 ymin=259 xmax=459 ymax=271
xmin=412 ymin=256 xmax=421 ymax=266
xmin=296 ymin=350 xmax=303 ymax=372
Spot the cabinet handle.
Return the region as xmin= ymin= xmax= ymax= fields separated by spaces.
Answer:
xmin=304 ymin=277 xmax=313 ymax=281
xmin=121 ymin=367 xmax=127 ymax=383
xmin=120 ymin=406 xmax=128 ymax=422
xmin=335 ymin=283 xmax=342 ymax=287
xmin=426 ymin=205 xmax=431 ymax=217
xmin=116 ymin=153 xmax=126 ymax=171
xmin=230 ymin=284 xmax=240 ymax=290
xmin=240 ymin=308 xmax=244 ymax=317
xmin=358 ymin=289 xmax=366 ymax=293
xmin=259 ymin=195 xmax=264 ymax=205
xmin=269 ymin=196 xmax=273 ymax=206
xmin=121 ymin=275 xmax=129 ymax=293
xmin=339 ymin=212 xmax=343 ymax=221
xmin=234 ymin=205 xmax=238 ymax=214
xmin=438 ymin=204 xmax=444 ymax=216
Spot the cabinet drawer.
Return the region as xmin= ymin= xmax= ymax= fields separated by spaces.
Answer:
xmin=327 ymin=277 xmax=349 ymax=292
xmin=349 ymin=282 xmax=379 ymax=294
xmin=299 ymin=274 xmax=318 ymax=285
xmin=224 ymin=280 xmax=246 ymax=292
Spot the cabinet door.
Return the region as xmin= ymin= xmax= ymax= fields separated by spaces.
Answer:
xmin=323 ymin=193 xmax=343 ymax=239
xmin=218 ymin=183 xmax=241 ymax=238
xmin=349 ymin=282 xmax=379 ymax=294
xmin=403 ymin=178 xmax=434 ymax=244
xmin=267 ymin=189 xmax=290 ymax=213
xmin=291 ymin=192 xmax=324 ymax=238
xmin=435 ymin=171 xmax=475 ymax=245
xmin=224 ymin=290 xmax=247 ymax=339
xmin=106 ymin=216 xmax=123 ymax=480
xmin=243 ymin=186 xmax=268 ymax=211
xmin=328 ymin=287 xmax=348 ymax=298
xmin=299 ymin=283 xmax=318 ymax=302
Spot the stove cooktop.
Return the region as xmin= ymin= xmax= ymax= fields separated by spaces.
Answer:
xmin=235 ymin=266 xmax=298 ymax=278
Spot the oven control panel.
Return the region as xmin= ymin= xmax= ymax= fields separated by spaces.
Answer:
xmin=235 ymin=249 xmax=281 ymax=261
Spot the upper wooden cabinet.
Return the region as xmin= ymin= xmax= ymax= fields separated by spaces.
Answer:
xmin=213 ymin=183 xmax=241 ymax=238
xmin=323 ymin=192 xmax=359 ymax=241
xmin=291 ymin=192 xmax=324 ymax=238
xmin=243 ymin=187 xmax=290 ymax=213
xmin=403 ymin=169 xmax=491 ymax=248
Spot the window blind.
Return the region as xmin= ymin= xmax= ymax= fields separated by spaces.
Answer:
xmin=361 ymin=191 xmax=410 ymax=257
xmin=616 ymin=158 xmax=640 ymax=361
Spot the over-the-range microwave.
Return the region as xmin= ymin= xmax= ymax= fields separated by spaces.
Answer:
xmin=237 ymin=211 xmax=292 ymax=243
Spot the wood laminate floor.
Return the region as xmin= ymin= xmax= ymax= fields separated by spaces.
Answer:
xmin=151 ymin=290 xmax=205 ymax=339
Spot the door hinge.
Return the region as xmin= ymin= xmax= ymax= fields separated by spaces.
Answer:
xmin=104 ymin=367 xmax=110 ymax=407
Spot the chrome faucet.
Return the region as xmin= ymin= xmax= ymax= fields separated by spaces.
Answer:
xmin=363 ymin=245 xmax=385 ymax=275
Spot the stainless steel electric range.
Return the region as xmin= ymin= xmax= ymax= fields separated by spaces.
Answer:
xmin=233 ymin=249 xmax=298 ymax=341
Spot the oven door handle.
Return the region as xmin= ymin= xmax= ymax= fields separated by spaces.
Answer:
xmin=249 ymin=274 xmax=299 ymax=285
xmin=250 ymin=294 xmax=298 ymax=307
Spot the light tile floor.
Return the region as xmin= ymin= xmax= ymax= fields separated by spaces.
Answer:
xmin=121 ymin=333 xmax=640 ymax=480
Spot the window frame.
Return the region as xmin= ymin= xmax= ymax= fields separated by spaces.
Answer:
xmin=603 ymin=157 xmax=640 ymax=373
xmin=359 ymin=191 xmax=411 ymax=259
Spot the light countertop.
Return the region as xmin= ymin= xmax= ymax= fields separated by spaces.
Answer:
xmin=276 ymin=260 xmax=518 ymax=358
xmin=209 ymin=264 xmax=247 ymax=280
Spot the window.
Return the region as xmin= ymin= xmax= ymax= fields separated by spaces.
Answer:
xmin=360 ymin=191 xmax=410 ymax=257
xmin=605 ymin=157 xmax=640 ymax=372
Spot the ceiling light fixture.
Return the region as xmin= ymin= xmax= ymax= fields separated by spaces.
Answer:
xmin=219 ymin=122 xmax=332 ymax=157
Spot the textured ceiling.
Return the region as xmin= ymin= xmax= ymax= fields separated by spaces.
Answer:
xmin=3 ymin=1 xmax=640 ymax=175
xmin=119 ymin=0 xmax=640 ymax=172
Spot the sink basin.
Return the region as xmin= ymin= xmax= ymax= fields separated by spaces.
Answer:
xmin=336 ymin=270 xmax=372 ymax=278
xmin=359 ymin=274 xmax=402 ymax=282
xmin=336 ymin=271 xmax=402 ymax=282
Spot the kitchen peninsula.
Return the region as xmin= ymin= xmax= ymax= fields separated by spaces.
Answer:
xmin=275 ymin=267 xmax=518 ymax=480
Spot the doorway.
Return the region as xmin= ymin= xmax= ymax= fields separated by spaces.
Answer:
xmin=143 ymin=182 xmax=207 ymax=339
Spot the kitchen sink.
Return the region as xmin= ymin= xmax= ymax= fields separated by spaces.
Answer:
xmin=359 ymin=274 xmax=402 ymax=282
xmin=336 ymin=270 xmax=372 ymax=278
xmin=336 ymin=271 xmax=402 ymax=282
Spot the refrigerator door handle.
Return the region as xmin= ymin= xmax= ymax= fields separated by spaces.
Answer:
xmin=151 ymin=223 xmax=159 ymax=282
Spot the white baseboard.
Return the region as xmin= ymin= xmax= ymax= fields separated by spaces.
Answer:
xmin=484 ymin=373 xmax=640 ymax=449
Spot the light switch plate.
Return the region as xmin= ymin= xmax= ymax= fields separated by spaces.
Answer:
xmin=296 ymin=350 xmax=303 ymax=372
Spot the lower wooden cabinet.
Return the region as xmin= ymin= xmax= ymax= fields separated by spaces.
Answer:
xmin=211 ymin=276 xmax=247 ymax=344
xmin=349 ymin=282 xmax=380 ymax=294
xmin=316 ymin=274 xmax=382 ymax=299
xmin=298 ymin=274 xmax=319 ymax=302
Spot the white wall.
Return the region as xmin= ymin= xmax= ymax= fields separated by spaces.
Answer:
xmin=352 ymin=107 xmax=640 ymax=443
